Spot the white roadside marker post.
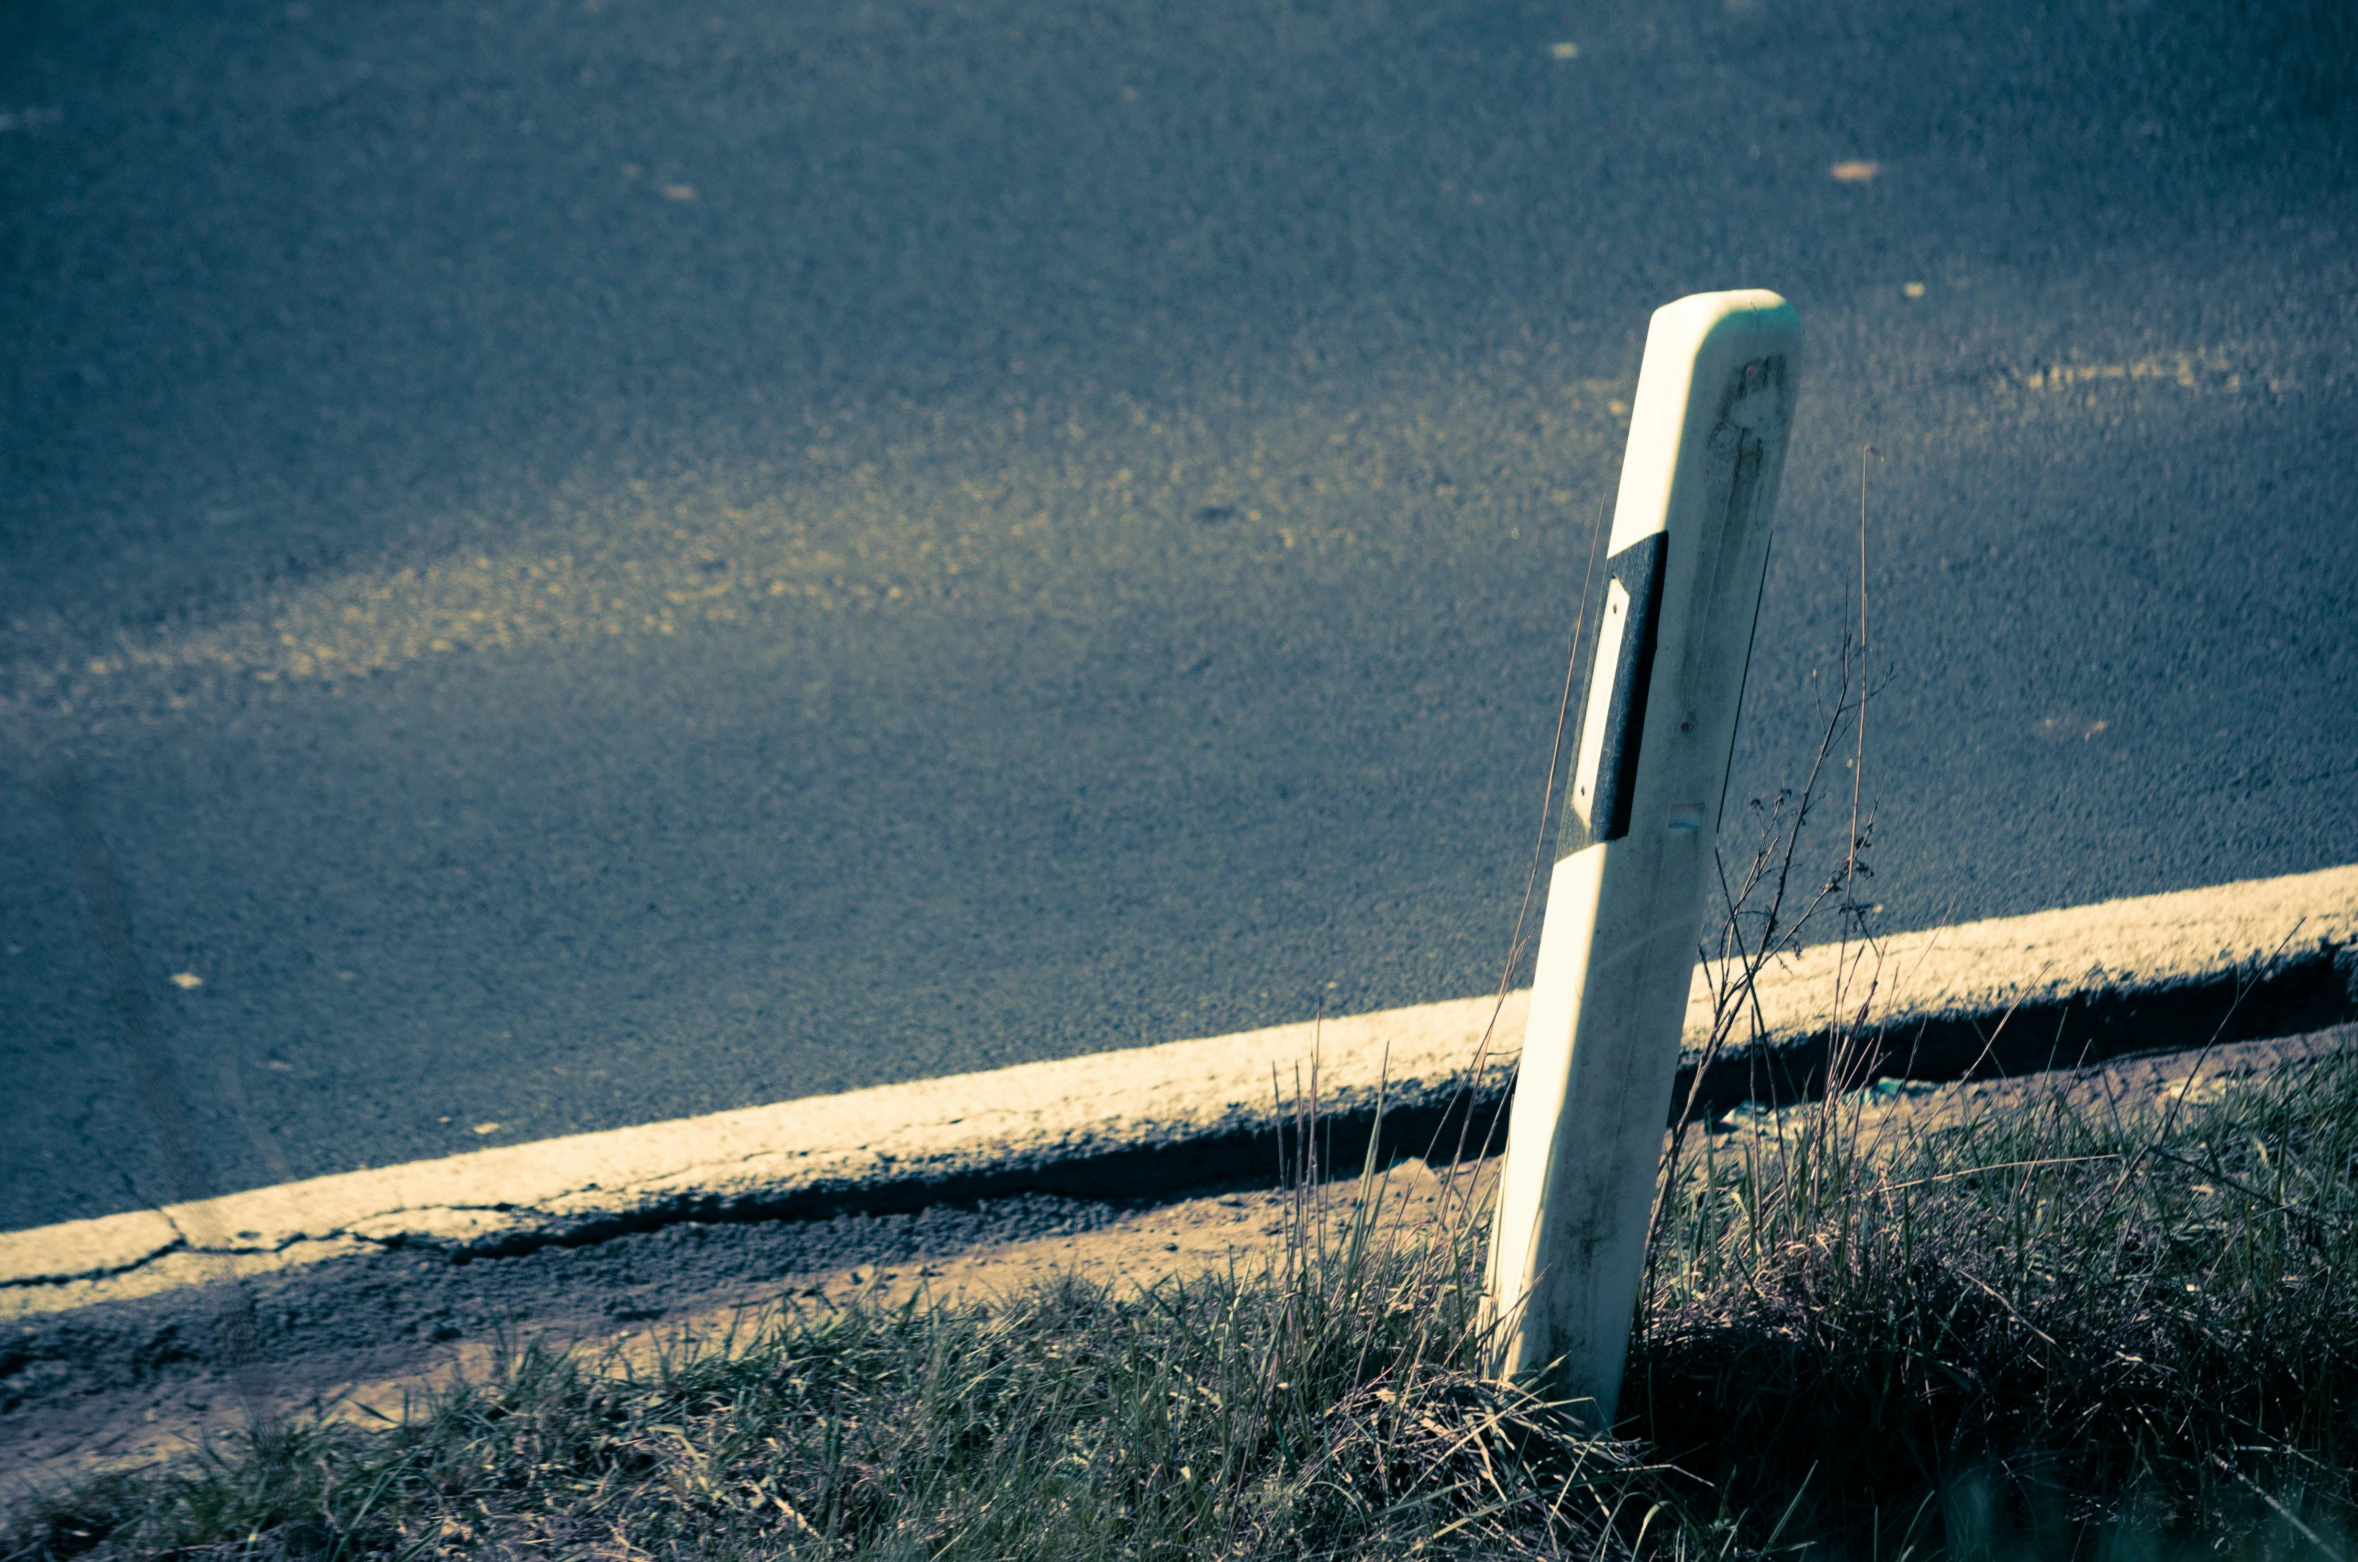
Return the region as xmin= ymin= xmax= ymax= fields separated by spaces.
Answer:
xmin=1484 ymin=290 xmax=1803 ymax=1425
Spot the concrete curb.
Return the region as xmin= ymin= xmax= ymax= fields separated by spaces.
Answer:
xmin=5 ymin=863 xmax=2354 ymax=1320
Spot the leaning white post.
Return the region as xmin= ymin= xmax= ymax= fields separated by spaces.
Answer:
xmin=1483 ymin=290 xmax=1802 ymax=1424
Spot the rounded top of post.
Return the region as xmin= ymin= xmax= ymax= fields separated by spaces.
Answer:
xmin=1607 ymin=290 xmax=1803 ymax=555
xmin=1646 ymin=288 xmax=1800 ymax=349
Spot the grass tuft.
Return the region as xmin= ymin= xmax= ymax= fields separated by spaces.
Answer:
xmin=1636 ymin=1045 xmax=2358 ymax=1560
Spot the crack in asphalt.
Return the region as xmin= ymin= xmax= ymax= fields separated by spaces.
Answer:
xmin=0 ymin=1204 xmax=545 ymax=1290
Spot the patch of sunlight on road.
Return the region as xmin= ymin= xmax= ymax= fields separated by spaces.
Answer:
xmin=0 ymin=371 xmax=1640 ymax=747
xmin=2011 ymin=349 xmax=2281 ymax=395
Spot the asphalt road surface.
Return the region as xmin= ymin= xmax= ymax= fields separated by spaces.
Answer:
xmin=4 ymin=0 xmax=2353 ymax=1233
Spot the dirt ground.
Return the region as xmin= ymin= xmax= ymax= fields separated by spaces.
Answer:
xmin=4 ymin=1025 xmax=2347 ymax=1511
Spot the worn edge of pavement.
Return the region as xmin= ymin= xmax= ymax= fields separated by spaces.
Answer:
xmin=5 ymin=862 xmax=2356 ymax=1320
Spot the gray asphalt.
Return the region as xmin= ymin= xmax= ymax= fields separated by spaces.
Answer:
xmin=4 ymin=0 xmax=2354 ymax=1233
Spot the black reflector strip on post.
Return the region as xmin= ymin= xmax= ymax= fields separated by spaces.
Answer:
xmin=1560 ymin=530 xmax=1669 ymax=854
